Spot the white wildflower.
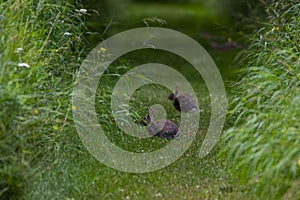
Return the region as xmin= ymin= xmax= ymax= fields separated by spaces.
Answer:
xmin=155 ymin=193 xmax=162 ymax=198
xmin=15 ymin=47 xmax=23 ymax=53
xmin=17 ymin=63 xmax=30 ymax=68
xmin=64 ymin=32 xmax=71 ymax=36
xmin=79 ymin=9 xmax=87 ymax=14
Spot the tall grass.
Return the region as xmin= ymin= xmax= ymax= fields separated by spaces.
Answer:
xmin=0 ymin=0 xmax=86 ymax=198
xmin=4 ymin=0 xmax=299 ymax=199
xmin=221 ymin=1 xmax=300 ymax=198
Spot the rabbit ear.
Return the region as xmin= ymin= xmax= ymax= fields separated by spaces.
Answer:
xmin=149 ymin=107 xmax=155 ymax=119
xmin=175 ymin=86 xmax=180 ymax=95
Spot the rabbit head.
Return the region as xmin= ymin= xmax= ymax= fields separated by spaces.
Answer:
xmin=140 ymin=107 xmax=155 ymax=126
xmin=168 ymin=86 xmax=180 ymax=101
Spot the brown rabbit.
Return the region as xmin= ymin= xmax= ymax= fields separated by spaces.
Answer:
xmin=168 ymin=86 xmax=198 ymax=112
xmin=141 ymin=108 xmax=179 ymax=139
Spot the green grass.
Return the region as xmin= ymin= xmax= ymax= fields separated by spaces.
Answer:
xmin=2 ymin=0 xmax=299 ymax=199
xmin=220 ymin=1 xmax=300 ymax=198
xmin=0 ymin=0 xmax=251 ymax=198
xmin=86 ymin=2 xmax=226 ymax=38
xmin=25 ymin=48 xmax=255 ymax=199
xmin=0 ymin=0 xmax=85 ymax=199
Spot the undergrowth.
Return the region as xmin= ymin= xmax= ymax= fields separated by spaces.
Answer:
xmin=0 ymin=0 xmax=86 ymax=199
xmin=221 ymin=1 xmax=300 ymax=199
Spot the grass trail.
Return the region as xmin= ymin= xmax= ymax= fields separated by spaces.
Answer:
xmin=27 ymin=49 xmax=253 ymax=199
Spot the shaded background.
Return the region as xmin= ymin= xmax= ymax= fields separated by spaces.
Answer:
xmin=82 ymin=0 xmax=265 ymax=81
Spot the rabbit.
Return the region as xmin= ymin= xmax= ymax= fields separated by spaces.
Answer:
xmin=168 ymin=86 xmax=198 ymax=112
xmin=141 ymin=107 xmax=180 ymax=139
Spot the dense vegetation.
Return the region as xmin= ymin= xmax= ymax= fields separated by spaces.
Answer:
xmin=0 ymin=0 xmax=86 ymax=199
xmin=0 ymin=0 xmax=299 ymax=199
xmin=221 ymin=1 xmax=300 ymax=198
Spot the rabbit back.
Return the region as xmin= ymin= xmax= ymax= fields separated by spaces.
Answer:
xmin=174 ymin=94 xmax=198 ymax=112
xmin=147 ymin=119 xmax=179 ymax=139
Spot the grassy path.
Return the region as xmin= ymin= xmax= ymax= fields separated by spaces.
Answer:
xmin=7 ymin=2 xmax=251 ymax=199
